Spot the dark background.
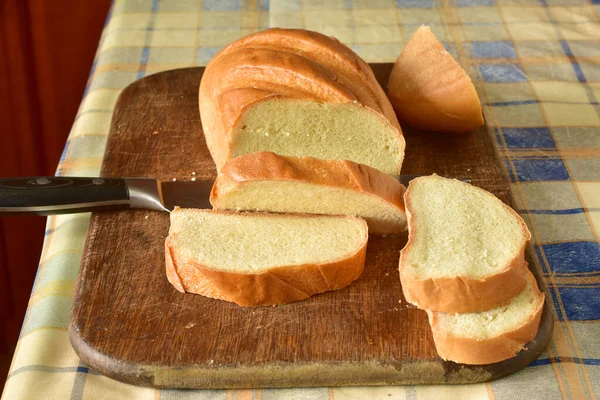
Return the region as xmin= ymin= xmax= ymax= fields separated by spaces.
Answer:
xmin=0 ymin=0 xmax=112 ymax=389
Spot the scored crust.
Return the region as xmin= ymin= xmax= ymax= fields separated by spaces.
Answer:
xmin=204 ymin=48 xmax=358 ymax=103
xmin=210 ymin=152 xmax=407 ymax=234
xmin=165 ymin=211 xmax=368 ymax=307
xmin=427 ymin=270 xmax=545 ymax=365
xmin=398 ymin=175 xmax=532 ymax=313
xmin=208 ymin=27 xmax=400 ymax=130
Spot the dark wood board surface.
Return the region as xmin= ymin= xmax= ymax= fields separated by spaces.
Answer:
xmin=69 ymin=65 xmax=553 ymax=388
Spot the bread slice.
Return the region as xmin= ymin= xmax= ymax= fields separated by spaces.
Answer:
xmin=427 ymin=269 xmax=545 ymax=365
xmin=165 ymin=208 xmax=368 ymax=306
xmin=210 ymin=152 xmax=407 ymax=235
xmin=199 ymin=28 xmax=405 ymax=174
xmin=399 ymin=174 xmax=531 ymax=313
xmin=387 ymin=25 xmax=484 ymax=133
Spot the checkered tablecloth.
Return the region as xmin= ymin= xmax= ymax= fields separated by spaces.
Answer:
xmin=3 ymin=0 xmax=600 ymax=399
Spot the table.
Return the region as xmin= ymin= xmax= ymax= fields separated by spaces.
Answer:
xmin=3 ymin=0 xmax=600 ymax=399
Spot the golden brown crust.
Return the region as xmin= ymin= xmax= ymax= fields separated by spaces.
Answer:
xmin=198 ymin=84 xmax=226 ymax=168
xmin=388 ymin=25 xmax=484 ymax=133
xmin=164 ymin=211 xmax=368 ymax=306
xmin=205 ymin=48 xmax=358 ymax=103
xmin=199 ymin=28 xmax=404 ymax=171
xmin=399 ymin=175 xmax=532 ymax=313
xmin=427 ymin=270 xmax=545 ymax=365
xmin=400 ymin=257 xmax=529 ymax=313
xmin=165 ymin=240 xmax=185 ymax=293
xmin=210 ymin=152 xmax=407 ymax=234
xmin=209 ymin=28 xmax=399 ymax=129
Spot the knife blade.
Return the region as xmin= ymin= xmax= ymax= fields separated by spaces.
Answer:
xmin=0 ymin=175 xmax=464 ymax=216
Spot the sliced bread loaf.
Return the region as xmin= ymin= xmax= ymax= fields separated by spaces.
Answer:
xmin=387 ymin=25 xmax=484 ymax=133
xmin=210 ymin=152 xmax=407 ymax=234
xmin=165 ymin=208 xmax=368 ymax=306
xmin=399 ymin=174 xmax=531 ymax=313
xmin=199 ymin=28 xmax=405 ymax=174
xmin=427 ymin=269 xmax=544 ymax=365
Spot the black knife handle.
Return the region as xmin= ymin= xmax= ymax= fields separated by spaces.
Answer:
xmin=0 ymin=177 xmax=131 ymax=216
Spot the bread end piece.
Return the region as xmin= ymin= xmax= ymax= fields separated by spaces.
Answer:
xmin=387 ymin=25 xmax=484 ymax=133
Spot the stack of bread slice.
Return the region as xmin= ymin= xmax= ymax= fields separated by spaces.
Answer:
xmin=164 ymin=27 xmax=544 ymax=367
xmin=399 ymin=175 xmax=545 ymax=364
xmin=165 ymin=153 xmax=408 ymax=306
xmin=165 ymin=28 xmax=411 ymax=307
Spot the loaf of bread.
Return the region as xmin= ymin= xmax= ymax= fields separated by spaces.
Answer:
xmin=165 ymin=208 xmax=368 ymax=306
xmin=427 ymin=269 xmax=544 ymax=365
xmin=199 ymin=28 xmax=405 ymax=174
xmin=210 ymin=152 xmax=407 ymax=234
xmin=388 ymin=25 xmax=484 ymax=133
xmin=399 ymin=174 xmax=531 ymax=313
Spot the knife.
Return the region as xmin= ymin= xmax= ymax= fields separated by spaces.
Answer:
xmin=0 ymin=175 xmax=439 ymax=216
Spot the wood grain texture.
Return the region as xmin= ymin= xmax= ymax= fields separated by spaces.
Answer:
xmin=69 ymin=65 xmax=553 ymax=388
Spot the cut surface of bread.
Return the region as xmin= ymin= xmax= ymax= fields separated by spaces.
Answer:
xmin=387 ymin=25 xmax=484 ymax=133
xmin=210 ymin=152 xmax=407 ymax=234
xmin=199 ymin=28 xmax=405 ymax=174
xmin=399 ymin=174 xmax=531 ymax=313
xmin=165 ymin=208 xmax=368 ymax=306
xmin=231 ymin=100 xmax=403 ymax=175
xmin=428 ymin=270 xmax=545 ymax=365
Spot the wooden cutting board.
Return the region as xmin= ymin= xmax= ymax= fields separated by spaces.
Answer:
xmin=69 ymin=65 xmax=553 ymax=389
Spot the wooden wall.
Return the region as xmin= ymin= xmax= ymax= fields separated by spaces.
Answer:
xmin=0 ymin=0 xmax=111 ymax=383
